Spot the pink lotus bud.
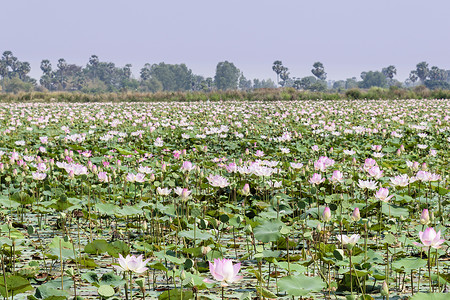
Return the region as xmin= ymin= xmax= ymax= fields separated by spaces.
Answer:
xmin=68 ymin=170 xmax=75 ymax=179
xmin=322 ymin=207 xmax=331 ymax=222
xmin=242 ymin=183 xmax=250 ymax=196
xmin=420 ymin=209 xmax=430 ymax=225
xmin=161 ymin=163 xmax=167 ymax=172
xmin=351 ymin=207 xmax=360 ymax=222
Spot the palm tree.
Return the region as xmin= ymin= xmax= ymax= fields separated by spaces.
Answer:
xmin=272 ymin=60 xmax=284 ymax=86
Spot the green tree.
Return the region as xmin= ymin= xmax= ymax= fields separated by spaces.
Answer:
xmin=409 ymin=71 xmax=418 ymax=85
xmin=428 ymin=66 xmax=447 ymax=81
xmin=415 ymin=61 xmax=429 ymax=83
xmin=148 ymin=63 xmax=193 ymax=91
xmin=279 ymin=66 xmax=290 ymax=87
xmin=382 ymin=65 xmax=397 ymax=79
xmin=40 ymin=59 xmax=52 ymax=76
xmin=359 ymin=71 xmax=387 ymax=88
xmin=214 ymin=61 xmax=240 ymax=90
xmin=238 ymin=73 xmax=252 ymax=90
xmin=272 ymin=60 xmax=284 ymax=85
xmin=311 ymin=62 xmax=327 ymax=80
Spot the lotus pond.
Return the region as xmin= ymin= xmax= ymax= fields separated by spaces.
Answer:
xmin=0 ymin=99 xmax=448 ymax=300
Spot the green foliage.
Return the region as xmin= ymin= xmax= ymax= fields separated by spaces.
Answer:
xmin=214 ymin=61 xmax=240 ymax=90
xmin=359 ymin=71 xmax=387 ymax=88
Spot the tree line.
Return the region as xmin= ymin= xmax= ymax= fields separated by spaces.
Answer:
xmin=271 ymin=61 xmax=450 ymax=92
xmin=0 ymin=50 xmax=449 ymax=93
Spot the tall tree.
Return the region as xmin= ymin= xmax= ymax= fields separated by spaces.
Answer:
xmin=57 ymin=58 xmax=67 ymax=89
xmin=40 ymin=59 xmax=52 ymax=76
xmin=238 ymin=73 xmax=252 ymax=90
xmin=279 ymin=66 xmax=290 ymax=87
xmin=382 ymin=65 xmax=397 ymax=79
xmin=272 ymin=60 xmax=284 ymax=85
xmin=409 ymin=71 xmax=418 ymax=85
xmin=359 ymin=71 xmax=387 ymax=88
xmin=311 ymin=62 xmax=327 ymax=80
xmin=214 ymin=61 xmax=240 ymax=90
xmin=415 ymin=61 xmax=429 ymax=83
xmin=88 ymin=55 xmax=99 ymax=79
xmin=140 ymin=63 xmax=152 ymax=81
xmin=428 ymin=66 xmax=447 ymax=81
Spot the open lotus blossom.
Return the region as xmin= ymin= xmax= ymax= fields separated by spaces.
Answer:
xmin=32 ymin=172 xmax=47 ymax=181
xmin=203 ymin=258 xmax=243 ymax=287
xmin=367 ymin=166 xmax=383 ymax=179
xmin=330 ymin=170 xmax=344 ymax=184
xmin=374 ymin=187 xmax=394 ymax=202
xmin=413 ymin=227 xmax=445 ymax=250
xmin=309 ymin=173 xmax=325 ymax=185
xmin=181 ymin=161 xmax=195 ymax=172
xmin=207 ymin=174 xmax=230 ymax=188
xmin=174 ymin=187 xmax=191 ymax=200
xmin=290 ymin=162 xmax=303 ymax=169
xmin=357 ymin=179 xmax=378 ymax=190
xmin=156 ymin=187 xmax=171 ymax=196
xmin=338 ymin=234 xmax=360 ymax=248
xmin=390 ymin=174 xmax=411 ymax=187
xmin=126 ymin=172 xmax=146 ymax=183
xmin=114 ymin=254 xmax=150 ymax=274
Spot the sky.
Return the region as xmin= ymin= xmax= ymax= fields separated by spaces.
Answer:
xmin=2 ymin=0 xmax=450 ymax=82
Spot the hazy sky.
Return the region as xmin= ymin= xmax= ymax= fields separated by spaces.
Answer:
xmin=2 ymin=0 xmax=450 ymax=82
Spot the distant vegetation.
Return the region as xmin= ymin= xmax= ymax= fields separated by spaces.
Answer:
xmin=1 ymin=50 xmax=450 ymax=98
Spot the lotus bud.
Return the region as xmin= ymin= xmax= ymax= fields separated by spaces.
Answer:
xmin=420 ymin=209 xmax=430 ymax=225
xmin=400 ymin=144 xmax=405 ymax=152
xmin=351 ymin=207 xmax=360 ymax=222
xmin=317 ymin=223 xmax=322 ymax=232
xmin=0 ymin=163 xmax=3 ymax=172
xmin=12 ymin=169 xmax=18 ymax=177
xmin=87 ymin=160 xmax=93 ymax=170
xmin=64 ymin=149 xmax=69 ymax=156
xmin=201 ymin=246 xmax=211 ymax=255
xmin=69 ymin=150 xmax=73 ymax=157
xmin=161 ymin=163 xmax=166 ymax=172
xmin=180 ymin=270 xmax=186 ymax=280
xmin=142 ymin=220 xmax=148 ymax=231
xmin=68 ymin=170 xmax=74 ymax=179
xmin=92 ymin=165 xmax=98 ymax=174
xmin=396 ymin=149 xmax=401 ymax=156
xmin=381 ymin=281 xmax=389 ymax=296
xmin=245 ymin=148 xmax=250 ymax=155
xmin=322 ymin=207 xmax=331 ymax=222
xmin=430 ymin=211 xmax=435 ymax=222
xmin=421 ymin=163 xmax=427 ymax=171
xmin=150 ymin=173 xmax=155 ymax=182
xmin=242 ymin=183 xmax=250 ymax=196
xmin=182 ymin=149 xmax=186 ymax=156
xmin=117 ymin=159 xmax=122 ymax=167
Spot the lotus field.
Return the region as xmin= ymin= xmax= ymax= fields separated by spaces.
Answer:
xmin=0 ymin=99 xmax=449 ymax=300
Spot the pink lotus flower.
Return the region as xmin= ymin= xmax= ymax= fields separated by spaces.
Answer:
xmin=390 ymin=174 xmax=411 ymax=187
xmin=374 ymin=187 xmax=394 ymax=202
xmin=337 ymin=234 xmax=360 ymax=249
xmin=309 ymin=173 xmax=325 ymax=185
xmin=413 ymin=227 xmax=445 ymax=250
xmin=114 ymin=254 xmax=150 ymax=273
xmin=331 ymin=170 xmax=344 ymax=184
xmin=203 ymin=258 xmax=243 ymax=287
xmin=357 ymin=179 xmax=378 ymax=190
xmin=207 ymin=174 xmax=230 ymax=188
